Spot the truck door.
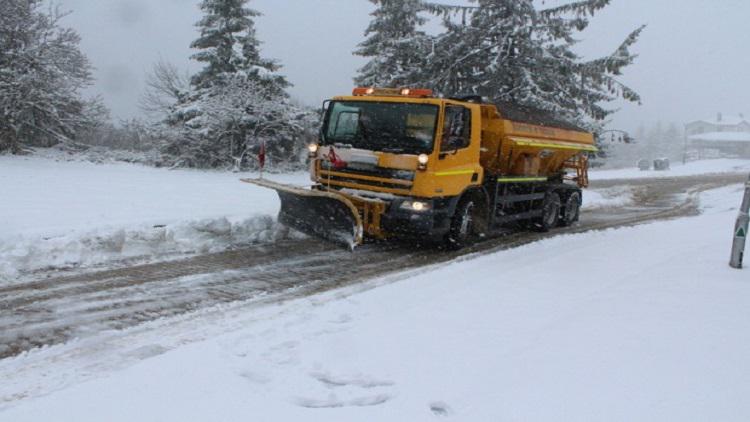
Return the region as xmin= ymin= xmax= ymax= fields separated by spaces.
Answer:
xmin=432 ymin=104 xmax=481 ymax=196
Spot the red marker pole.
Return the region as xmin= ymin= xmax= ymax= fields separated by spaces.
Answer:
xmin=258 ymin=140 xmax=266 ymax=180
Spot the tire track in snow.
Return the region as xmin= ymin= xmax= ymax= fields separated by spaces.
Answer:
xmin=0 ymin=173 xmax=745 ymax=360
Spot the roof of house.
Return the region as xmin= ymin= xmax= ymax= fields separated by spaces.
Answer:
xmin=689 ymin=115 xmax=749 ymax=126
xmin=689 ymin=131 xmax=750 ymax=143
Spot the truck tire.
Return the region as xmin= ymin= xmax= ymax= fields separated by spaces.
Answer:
xmin=446 ymin=198 xmax=475 ymax=250
xmin=560 ymin=191 xmax=581 ymax=227
xmin=535 ymin=192 xmax=561 ymax=232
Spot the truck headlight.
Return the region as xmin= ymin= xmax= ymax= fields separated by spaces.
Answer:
xmin=417 ymin=154 xmax=429 ymax=171
xmin=308 ymin=143 xmax=319 ymax=157
xmin=400 ymin=200 xmax=431 ymax=212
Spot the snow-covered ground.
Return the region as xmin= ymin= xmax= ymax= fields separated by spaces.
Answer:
xmin=0 ymin=182 xmax=747 ymax=421
xmin=590 ymin=158 xmax=750 ymax=180
xmin=1 ymin=153 xmax=748 ymax=280
xmin=0 ymin=153 xmax=309 ymax=280
xmin=582 ymin=186 xmax=634 ymax=210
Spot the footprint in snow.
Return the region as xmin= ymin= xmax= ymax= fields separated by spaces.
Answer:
xmin=430 ymin=401 xmax=453 ymax=417
xmin=122 ymin=344 xmax=169 ymax=360
xmin=238 ymin=370 xmax=270 ymax=385
xmin=311 ymin=372 xmax=394 ymax=389
xmin=261 ymin=340 xmax=300 ymax=365
xmin=295 ymin=393 xmax=392 ymax=409
xmin=330 ymin=313 xmax=353 ymax=324
xmin=293 ymin=371 xmax=395 ymax=409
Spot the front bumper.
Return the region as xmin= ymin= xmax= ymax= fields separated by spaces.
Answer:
xmin=380 ymin=197 xmax=455 ymax=240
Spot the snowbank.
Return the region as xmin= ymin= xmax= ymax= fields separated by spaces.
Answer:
xmin=1 ymin=184 xmax=748 ymax=421
xmin=0 ymin=215 xmax=283 ymax=277
xmin=591 ymin=158 xmax=750 ymax=180
xmin=583 ymin=186 xmax=633 ymax=210
xmin=0 ymin=153 xmax=308 ymax=280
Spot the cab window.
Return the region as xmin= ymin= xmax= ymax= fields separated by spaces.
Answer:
xmin=441 ymin=106 xmax=472 ymax=152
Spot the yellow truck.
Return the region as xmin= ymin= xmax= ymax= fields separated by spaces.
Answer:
xmin=244 ymin=87 xmax=597 ymax=249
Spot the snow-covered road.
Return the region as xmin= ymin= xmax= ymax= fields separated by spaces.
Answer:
xmin=2 ymin=154 xmax=750 ymax=421
xmin=2 ymin=154 xmax=750 ymax=281
xmin=2 ymin=173 xmax=742 ymax=360
xmin=0 ymin=180 xmax=748 ymax=421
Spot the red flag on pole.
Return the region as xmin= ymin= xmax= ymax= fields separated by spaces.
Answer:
xmin=258 ymin=140 xmax=266 ymax=169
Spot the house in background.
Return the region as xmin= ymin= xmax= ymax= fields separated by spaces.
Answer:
xmin=686 ymin=113 xmax=750 ymax=158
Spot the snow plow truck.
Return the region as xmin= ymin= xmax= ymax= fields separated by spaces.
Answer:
xmin=243 ymin=87 xmax=597 ymax=250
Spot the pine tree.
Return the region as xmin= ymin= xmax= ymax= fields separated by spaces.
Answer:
xmin=161 ymin=0 xmax=304 ymax=169
xmin=414 ymin=0 xmax=643 ymax=126
xmin=354 ymin=0 xmax=430 ymax=87
xmin=0 ymin=0 xmax=103 ymax=153
xmin=190 ymin=0 xmax=288 ymax=93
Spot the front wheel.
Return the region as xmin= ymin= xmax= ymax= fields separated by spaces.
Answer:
xmin=446 ymin=199 xmax=475 ymax=250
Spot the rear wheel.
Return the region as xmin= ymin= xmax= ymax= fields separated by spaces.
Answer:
xmin=560 ymin=191 xmax=581 ymax=227
xmin=446 ymin=199 xmax=476 ymax=250
xmin=535 ymin=192 xmax=561 ymax=232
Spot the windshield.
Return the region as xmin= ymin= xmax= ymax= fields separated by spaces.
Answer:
xmin=322 ymin=101 xmax=439 ymax=154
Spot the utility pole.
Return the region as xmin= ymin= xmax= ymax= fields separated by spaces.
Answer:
xmin=729 ymin=174 xmax=750 ymax=269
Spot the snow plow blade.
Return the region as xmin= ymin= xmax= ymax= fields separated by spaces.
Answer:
xmin=241 ymin=178 xmax=363 ymax=249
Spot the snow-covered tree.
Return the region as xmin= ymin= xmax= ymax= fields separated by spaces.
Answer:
xmin=663 ymin=123 xmax=683 ymax=160
xmin=0 ymin=0 xmax=103 ymax=153
xmin=354 ymin=0 xmax=431 ymax=87
xmin=156 ymin=0 xmax=307 ymax=169
xmin=392 ymin=0 xmax=643 ymax=127
xmin=190 ymin=0 xmax=288 ymax=94
xmin=647 ymin=121 xmax=665 ymax=156
xmin=166 ymin=76 xmax=304 ymax=170
xmin=139 ymin=58 xmax=190 ymax=120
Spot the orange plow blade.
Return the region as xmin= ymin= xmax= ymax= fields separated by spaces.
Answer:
xmin=241 ymin=179 xmax=364 ymax=249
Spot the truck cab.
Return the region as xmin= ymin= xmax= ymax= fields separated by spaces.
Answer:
xmin=313 ymin=88 xmax=486 ymax=242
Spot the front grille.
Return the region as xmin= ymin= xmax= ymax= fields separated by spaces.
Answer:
xmin=321 ymin=175 xmax=412 ymax=191
xmin=320 ymin=162 xmax=415 ymax=182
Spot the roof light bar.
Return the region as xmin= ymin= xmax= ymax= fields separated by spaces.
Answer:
xmin=352 ymin=87 xmax=433 ymax=98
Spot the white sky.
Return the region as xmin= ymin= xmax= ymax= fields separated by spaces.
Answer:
xmin=58 ymin=0 xmax=750 ymax=133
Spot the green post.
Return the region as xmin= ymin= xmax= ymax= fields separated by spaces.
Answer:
xmin=730 ymin=175 xmax=750 ymax=269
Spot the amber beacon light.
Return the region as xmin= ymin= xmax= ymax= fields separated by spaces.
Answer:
xmin=352 ymin=87 xmax=433 ymax=98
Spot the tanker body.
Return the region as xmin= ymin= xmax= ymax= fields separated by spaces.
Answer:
xmin=244 ymin=88 xmax=597 ymax=249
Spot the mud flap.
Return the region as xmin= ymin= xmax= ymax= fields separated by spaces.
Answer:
xmin=241 ymin=178 xmax=363 ymax=249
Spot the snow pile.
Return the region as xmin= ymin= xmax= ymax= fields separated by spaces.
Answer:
xmin=583 ymin=186 xmax=633 ymax=210
xmin=0 ymin=153 xmax=308 ymax=280
xmin=0 ymin=215 xmax=282 ymax=279
xmin=0 ymin=184 xmax=748 ymax=421
xmin=591 ymin=158 xmax=750 ymax=180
